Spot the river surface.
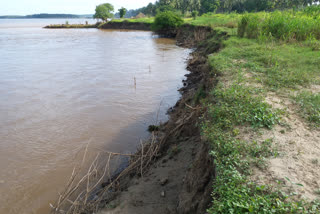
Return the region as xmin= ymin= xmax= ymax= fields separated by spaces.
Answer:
xmin=0 ymin=19 xmax=190 ymax=214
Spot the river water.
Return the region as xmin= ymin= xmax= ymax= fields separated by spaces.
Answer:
xmin=0 ymin=19 xmax=189 ymax=214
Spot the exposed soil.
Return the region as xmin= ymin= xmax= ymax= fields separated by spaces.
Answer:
xmin=235 ymin=69 xmax=320 ymax=202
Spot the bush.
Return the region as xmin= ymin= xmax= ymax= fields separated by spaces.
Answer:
xmin=152 ymin=11 xmax=184 ymax=32
xmin=192 ymin=11 xmax=199 ymax=20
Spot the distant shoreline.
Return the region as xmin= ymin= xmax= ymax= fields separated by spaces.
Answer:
xmin=0 ymin=14 xmax=93 ymax=19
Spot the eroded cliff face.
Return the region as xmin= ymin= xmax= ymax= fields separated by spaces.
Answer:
xmin=99 ymin=21 xmax=152 ymax=31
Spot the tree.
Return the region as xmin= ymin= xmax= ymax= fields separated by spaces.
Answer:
xmin=93 ymin=3 xmax=114 ymax=21
xmin=118 ymin=7 xmax=127 ymax=18
xmin=200 ymin=0 xmax=220 ymax=14
xmin=145 ymin=3 xmax=156 ymax=16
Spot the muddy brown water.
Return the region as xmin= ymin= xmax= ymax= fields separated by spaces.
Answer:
xmin=0 ymin=19 xmax=190 ymax=214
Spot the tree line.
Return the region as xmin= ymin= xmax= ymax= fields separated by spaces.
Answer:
xmin=118 ymin=0 xmax=320 ymax=17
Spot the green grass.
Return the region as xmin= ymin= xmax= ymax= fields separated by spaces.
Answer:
xmin=208 ymin=84 xmax=280 ymax=129
xmin=111 ymin=17 xmax=154 ymax=23
xmin=209 ymin=37 xmax=320 ymax=90
xmin=185 ymin=13 xmax=240 ymax=28
xmin=295 ymin=91 xmax=320 ymax=127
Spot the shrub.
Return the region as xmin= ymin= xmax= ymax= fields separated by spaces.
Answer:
xmin=152 ymin=11 xmax=184 ymax=32
xmin=192 ymin=11 xmax=199 ymax=20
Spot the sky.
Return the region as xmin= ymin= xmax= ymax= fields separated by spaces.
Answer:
xmin=0 ymin=0 xmax=156 ymax=16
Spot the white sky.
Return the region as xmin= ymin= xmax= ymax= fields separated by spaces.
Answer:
xmin=0 ymin=0 xmax=156 ymax=16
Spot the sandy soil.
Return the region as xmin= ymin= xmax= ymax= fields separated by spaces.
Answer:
xmin=99 ymin=136 xmax=205 ymax=214
xmin=238 ymin=71 xmax=320 ymax=202
xmin=251 ymin=92 xmax=320 ymax=201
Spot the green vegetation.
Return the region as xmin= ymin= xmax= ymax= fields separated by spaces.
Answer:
xmin=203 ymin=34 xmax=320 ymax=212
xmin=93 ymin=3 xmax=114 ymax=22
xmin=115 ymin=0 xmax=320 ymax=19
xmin=211 ymin=37 xmax=320 ymax=90
xmin=152 ymin=11 xmax=184 ymax=31
xmin=295 ymin=91 xmax=320 ymax=127
xmin=185 ymin=13 xmax=239 ymax=31
xmin=118 ymin=7 xmax=127 ymax=18
xmin=192 ymin=10 xmax=199 ymax=20
xmin=238 ymin=11 xmax=320 ymax=41
xmin=207 ymin=84 xmax=280 ymax=129
xmin=110 ymin=17 xmax=154 ymax=23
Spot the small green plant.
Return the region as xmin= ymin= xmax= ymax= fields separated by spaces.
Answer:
xmin=295 ymin=91 xmax=320 ymax=127
xmin=192 ymin=84 xmax=206 ymax=105
xmin=148 ymin=125 xmax=159 ymax=132
xmin=65 ymin=21 xmax=69 ymax=25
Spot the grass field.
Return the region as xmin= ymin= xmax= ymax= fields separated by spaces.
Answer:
xmin=199 ymin=8 xmax=320 ymax=213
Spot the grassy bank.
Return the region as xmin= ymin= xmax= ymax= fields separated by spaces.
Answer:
xmin=196 ymin=9 xmax=320 ymax=213
xmin=204 ymin=36 xmax=320 ymax=213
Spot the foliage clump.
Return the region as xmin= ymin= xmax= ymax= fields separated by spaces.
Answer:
xmin=93 ymin=3 xmax=114 ymax=22
xmin=151 ymin=11 xmax=184 ymax=32
xmin=118 ymin=7 xmax=127 ymax=19
xmin=192 ymin=11 xmax=199 ymax=20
